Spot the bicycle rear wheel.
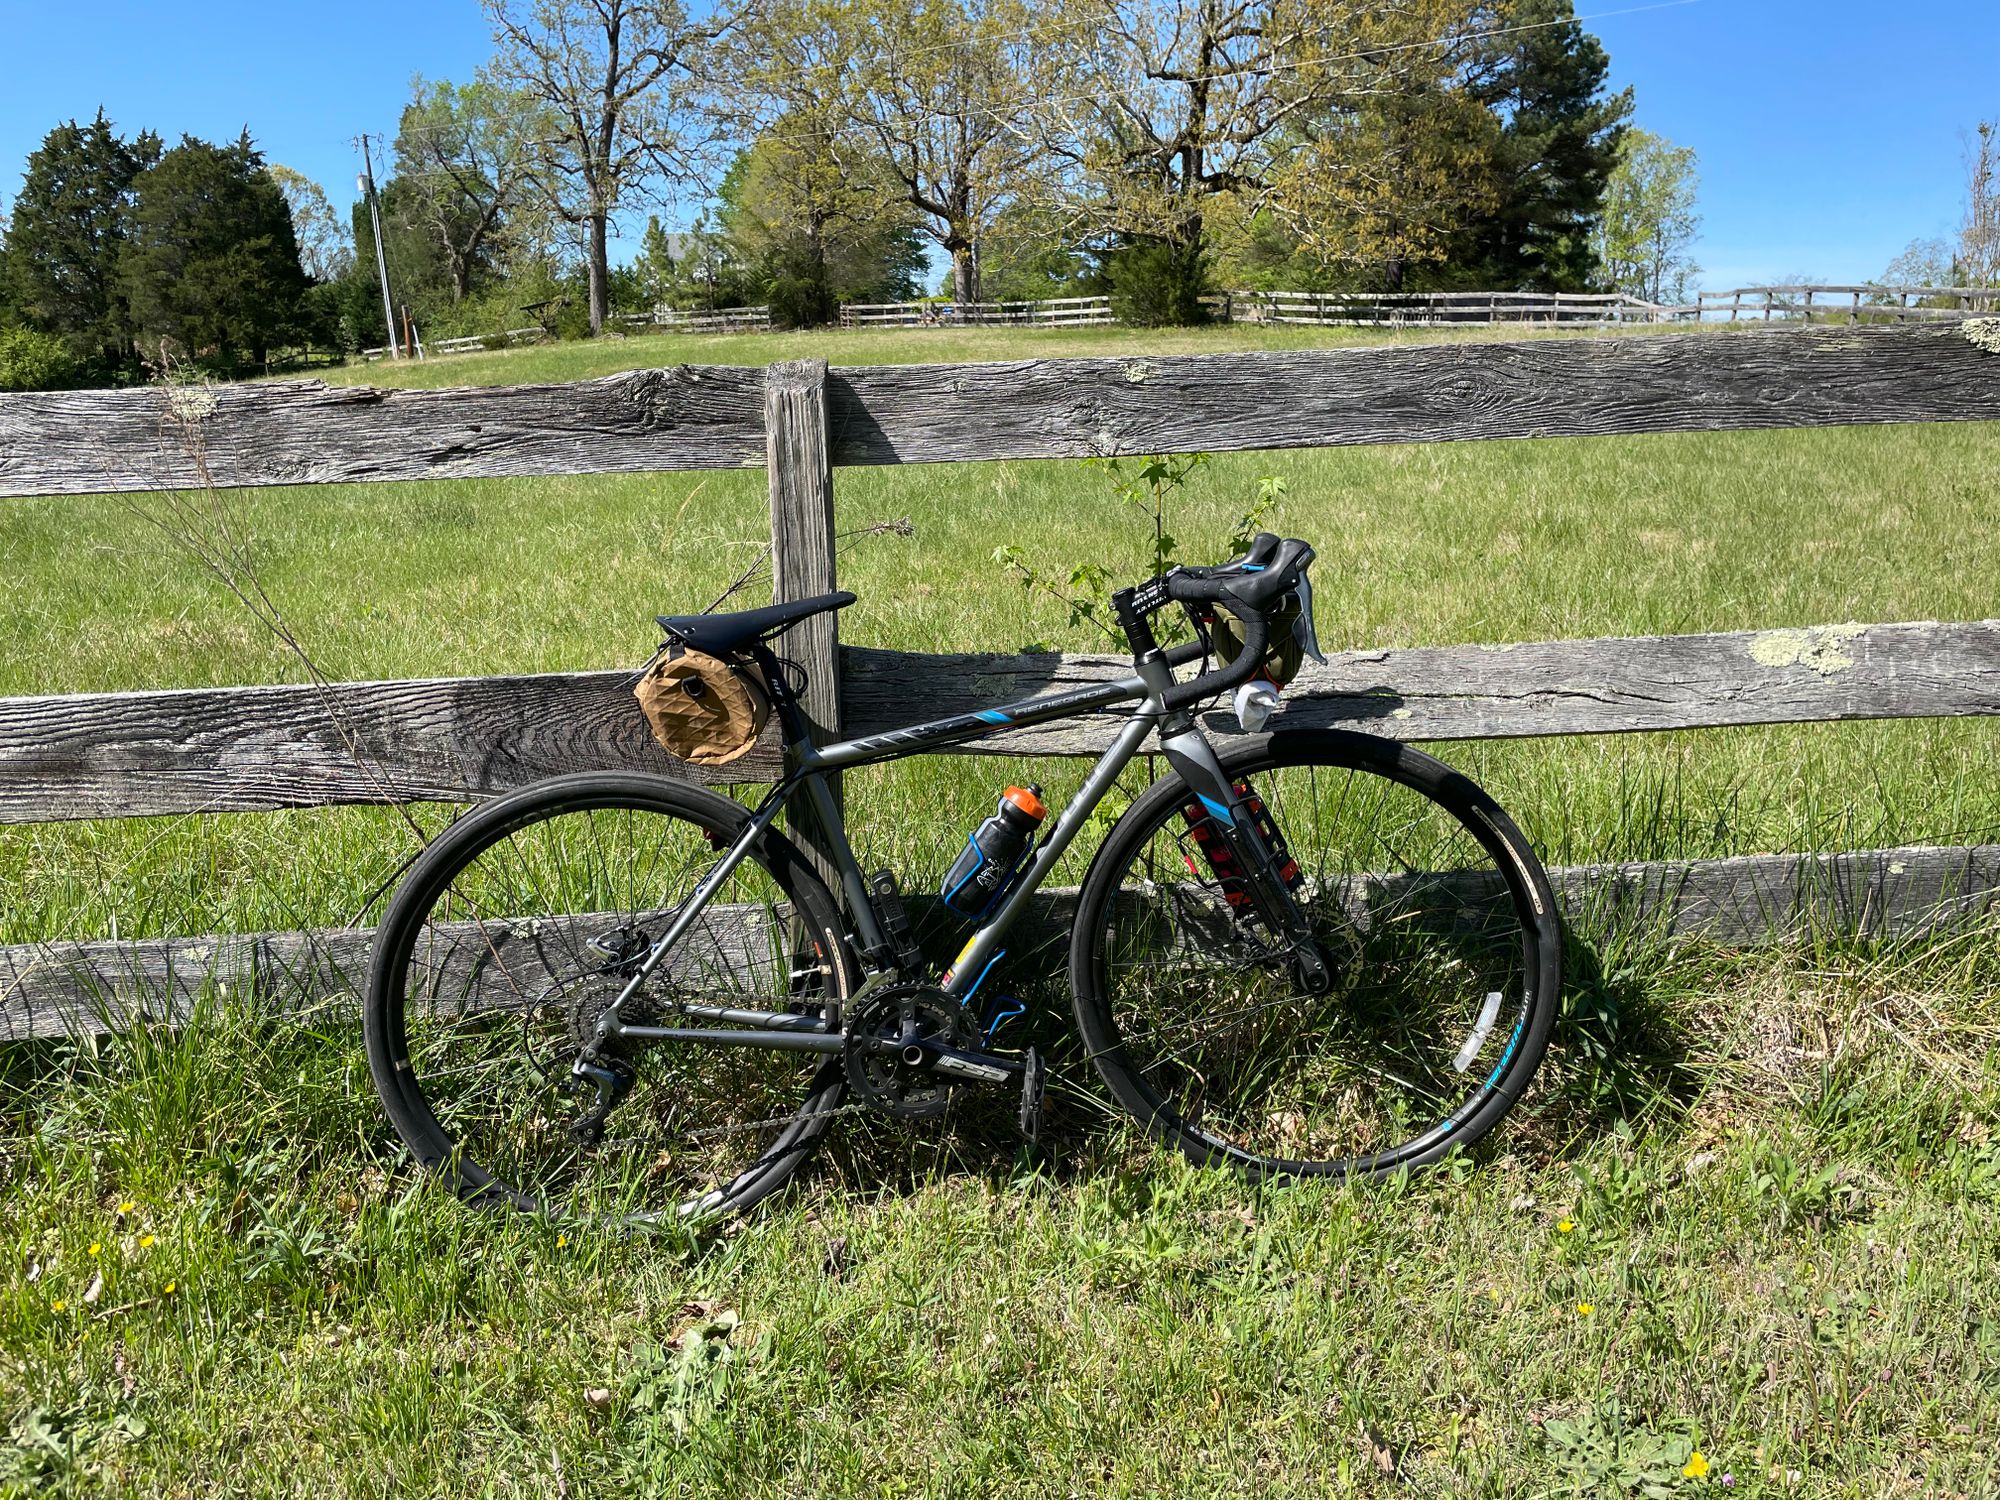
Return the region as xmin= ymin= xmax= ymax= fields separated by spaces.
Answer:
xmin=364 ymin=772 xmax=856 ymax=1223
xmin=1070 ymin=729 xmax=1560 ymax=1181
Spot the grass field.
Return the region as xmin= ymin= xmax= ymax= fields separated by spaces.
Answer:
xmin=3 ymin=321 xmax=1998 ymax=1495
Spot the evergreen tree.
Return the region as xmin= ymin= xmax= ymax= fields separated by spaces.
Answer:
xmin=1 ymin=110 xmax=159 ymax=369
xmin=1451 ymin=0 xmax=1631 ymax=290
xmin=122 ymin=133 xmax=309 ymax=371
xmin=632 ymin=215 xmax=678 ymax=310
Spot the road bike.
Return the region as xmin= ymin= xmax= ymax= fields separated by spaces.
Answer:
xmin=363 ymin=535 xmax=1561 ymax=1221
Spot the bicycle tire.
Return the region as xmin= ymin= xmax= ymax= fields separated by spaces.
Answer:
xmin=364 ymin=771 xmax=858 ymax=1222
xmin=1070 ymin=728 xmax=1560 ymax=1181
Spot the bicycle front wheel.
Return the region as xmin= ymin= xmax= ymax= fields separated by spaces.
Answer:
xmin=1070 ymin=729 xmax=1560 ymax=1181
xmin=364 ymin=772 xmax=857 ymax=1223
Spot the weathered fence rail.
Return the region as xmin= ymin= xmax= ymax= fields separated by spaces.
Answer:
xmin=4 ymin=619 xmax=1997 ymax=825
xmin=3 ymin=321 xmax=1999 ymax=1039
xmin=10 ymin=324 xmax=2000 ymax=498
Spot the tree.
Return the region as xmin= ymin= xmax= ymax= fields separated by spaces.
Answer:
xmin=663 ymin=209 xmax=750 ymax=307
xmin=484 ymin=0 xmax=718 ymax=334
xmin=716 ymin=129 xmax=926 ymax=326
xmin=1879 ymin=237 xmax=1956 ymax=290
xmin=1 ymin=111 xmax=159 ymax=368
xmin=1593 ymin=127 xmax=1699 ymax=303
xmin=1273 ymin=76 xmax=1502 ymax=291
xmin=630 ymin=213 xmax=678 ymax=308
xmin=268 ymin=165 xmax=353 ymax=283
xmin=1033 ymin=0 xmax=1485 ymax=321
xmin=1963 ymin=120 xmax=1998 ymax=287
xmin=122 ymin=133 xmax=309 ymax=370
xmin=393 ymin=77 xmax=542 ymax=302
xmin=1450 ymin=0 xmax=1631 ymax=290
xmin=836 ymin=0 xmax=1040 ymax=304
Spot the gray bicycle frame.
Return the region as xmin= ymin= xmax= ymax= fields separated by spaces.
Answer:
xmin=604 ymin=644 xmax=1248 ymax=1055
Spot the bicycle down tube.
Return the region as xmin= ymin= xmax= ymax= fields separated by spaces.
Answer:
xmin=610 ymin=655 xmax=1186 ymax=1048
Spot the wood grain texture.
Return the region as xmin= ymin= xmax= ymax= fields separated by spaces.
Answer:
xmin=825 ymin=325 xmax=2000 ymax=465
xmin=2 ymin=619 xmax=1995 ymax=824
xmin=0 ymin=669 xmax=783 ymax=821
xmin=842 ymin=618 xmax=2000 ymax=757
xmin=765 ymin=359 xmax=840 ymax=743
xmin=9 ymin=842 xmax=1996 ymax=1038
xmin=5 ymin=326 xmax=1998 ymax=499
xmin=0 ymin=365 xmax=767 ymax=497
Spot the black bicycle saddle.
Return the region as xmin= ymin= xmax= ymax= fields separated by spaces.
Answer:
xmin=655 ymin=590 xmax=857 ymax=655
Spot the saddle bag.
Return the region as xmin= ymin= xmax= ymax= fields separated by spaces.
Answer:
xmin=1207 ymin=595 xmax=1308 ymax=687
xmin=634 ymin=644 xmax=771 ymax=766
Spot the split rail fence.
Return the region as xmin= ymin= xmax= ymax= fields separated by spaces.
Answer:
xmin=361 ymin=286 xmax=2000 ymax=362
xmin=1697 ymin=286 xmax=2000 ymax=325
xmin=4 ymin=323 xmax=2000 ymax=1039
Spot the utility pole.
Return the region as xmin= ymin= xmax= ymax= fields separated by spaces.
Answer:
xmin=356 ymin=135 xmax=400 ymax=358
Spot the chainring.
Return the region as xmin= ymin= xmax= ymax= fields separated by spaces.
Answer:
xmin=842 ymin=982 xmax=976 ymax=1120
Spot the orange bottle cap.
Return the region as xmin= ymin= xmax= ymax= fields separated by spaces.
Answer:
xmin=1003 ymin=786 xmax=1047 ymax=821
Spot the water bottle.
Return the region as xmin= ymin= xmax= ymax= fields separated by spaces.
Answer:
xmin=941 ymin=785 xmax=1047 ymax=918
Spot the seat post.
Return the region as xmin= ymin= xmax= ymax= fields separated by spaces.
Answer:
xmin=750 ymin=644 xmax=821 ymax=758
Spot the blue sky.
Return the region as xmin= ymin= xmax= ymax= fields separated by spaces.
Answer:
xmin=0 ymin=0 xmax=1991 ymax=288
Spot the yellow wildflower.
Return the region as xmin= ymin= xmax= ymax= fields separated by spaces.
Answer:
xmin=139 ymin=1235 xmax=155 ymax=1249
xmin=163 ymin=1281 xmax=178 ymax=1295
xmin=1557 ymin=1218 xmax=1575 ymax=1234
xmin=87 ymin=1242 xmax=101 ymax=1257
xmin=50 ymin=1299 xmax=66 ymax=1313
xmin=1683 ymin=1451 xmax=1710 ymax=1479
xmin=556 ymin=1234 xmax=568 ymax=1248
xmin=116 ymin=1201 xmax=136 ymax=1215
xmin=1576 ymin=1302 xmax=1595 ymax=1316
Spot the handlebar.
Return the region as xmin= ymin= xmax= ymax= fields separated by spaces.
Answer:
xmin=1114 ymin=533 xmax=1315 ymax=714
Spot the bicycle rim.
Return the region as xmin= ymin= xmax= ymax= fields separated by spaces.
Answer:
xmin=365 ymin=774 xmax=855 ymax=1223
xmin=1072 ymin=732 xmax=1559 ymax=1180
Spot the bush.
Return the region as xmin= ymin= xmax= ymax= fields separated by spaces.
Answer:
xmin=0 ymin=327 xmax=79 ymax=391
xmin=763 ymin=266 xmax=838 ymax=331
xmin=1108 ymin=239 xmax=1212 ymax=327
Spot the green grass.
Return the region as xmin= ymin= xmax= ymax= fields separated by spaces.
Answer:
xmin=312 ymin=317 xmax=1686 ymax=387
xmin=4 ymin=322 xmax=1999 ymax=1495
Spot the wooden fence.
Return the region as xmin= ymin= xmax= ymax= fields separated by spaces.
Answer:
xmin=1697 ymin=286 xmax=2000 ymax=324
xmin=840 ymin=295 xmax=1118 ymax=328
xmin=3 ymin=323 xmax=2000 ymax=1039
xmin=353 ymin=286 xmax=2000 ymax=363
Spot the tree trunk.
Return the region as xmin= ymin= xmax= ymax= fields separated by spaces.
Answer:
xmin=587 ymin=213 xmax=610 ymax=335
xmin=950 ymin=242 xmax=978 ymax=306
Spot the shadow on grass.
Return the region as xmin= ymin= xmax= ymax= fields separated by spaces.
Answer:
xmin=6 ymin=905 xmax=1995 ymax=1232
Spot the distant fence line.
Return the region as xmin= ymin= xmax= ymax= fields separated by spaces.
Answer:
xmin=1696 ymin=286 xmax=2000 ymax=324
xmin=358 ymin=285 xmax=2000 ymax=360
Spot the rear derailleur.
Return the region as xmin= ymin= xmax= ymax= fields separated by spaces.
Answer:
xmin=568 ymin=1049 xmax=636 ymax=1147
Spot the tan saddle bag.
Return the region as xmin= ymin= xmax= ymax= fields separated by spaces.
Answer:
xmin=634 ymin=645 xmax=771 ymax=766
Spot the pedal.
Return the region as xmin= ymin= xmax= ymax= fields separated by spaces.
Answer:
xmin=982 ymin=993 xmax=1026 ymax=1041
xmin=1018 ymin=1046 xmax=1045 ymax=1142
xmin=869 ymin=869 xmax=927 ymax=977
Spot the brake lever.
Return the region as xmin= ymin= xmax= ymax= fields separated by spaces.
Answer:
xmin=1293 ymin=568 xmax=1327 ymax=665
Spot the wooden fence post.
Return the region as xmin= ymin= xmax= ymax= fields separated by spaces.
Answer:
xmin=764 ymin=358 xmax=843 ymax=872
